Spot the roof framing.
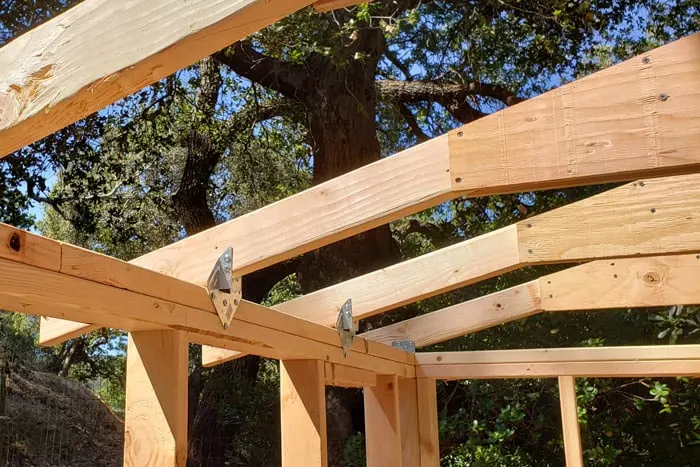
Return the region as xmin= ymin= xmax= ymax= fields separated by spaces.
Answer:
xmin=39 ymin=31 xmax=700 ymax=350
xmin=365 ymin=253 xmax=700 ymax=347
xmin=2 ymin=5 xmax=700 ymax=466
xmin=199 ymin=172 xmax=700 ymax=365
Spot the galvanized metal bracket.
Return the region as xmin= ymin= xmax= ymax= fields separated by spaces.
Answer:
xmin=391 ymin=340 xmax=416 ymax=353
xmin=336 ymin=299 xmax=355 ymax=357
xmin=206 ymin=247 xmax=242 ymax=329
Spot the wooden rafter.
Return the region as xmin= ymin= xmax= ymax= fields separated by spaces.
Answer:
xmin=0 ymin=224 xmax=414 ymax=376
xmin=195 ymin=172 xmax=700 ymax=365
xmin=0 ymin=0 xmax=317 ymax=159
xmin=364 ymin=253 xmax=700 ymax=347
xmin=416 ymin=345 xmax=700 ymax=379
xmin=38 ymin=34 xmax=700 ymax=349
xmin=312 ymin=0 xmax=367 ymax=12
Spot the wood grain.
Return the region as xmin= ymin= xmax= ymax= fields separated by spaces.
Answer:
xmin=558 ymin=376 xmax=584 ymax=467
xmin=124 ymin=330 xmax=188 ymax=467
xmin=518 ymin=173 xmax=700 ymax=263
xmin=449 ymin=33 xmax=700 ymax=195
xmin=416 ymin=345 xmax=700 ymax=379
xmin=541 ymin=254 xmax=700 ymax=311
xmin=281 ymin=360 xmax=327 ymax=467
xmin=0 ymin=0 xmax=315 ymax=158
xmin=362 ymin=281 xmax=540 ymax=348
xmin=416 ymin=378 xmax=440 ymax=467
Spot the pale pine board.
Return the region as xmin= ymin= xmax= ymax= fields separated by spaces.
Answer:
xmin=0 ymin=0 xmax=314 ymax=158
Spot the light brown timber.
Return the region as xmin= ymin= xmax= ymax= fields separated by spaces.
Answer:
xmin=280 ymin=360 xmax=327 ymax=467
xmin=558 ymin=376 xmax=584 ymax=467
xmin=124 ymin=330 xmax=188 ymax=466
xmin=416 ymin=345 xmax=700 ymax=379
xmin=416 ymin=378 xmax=440 ymax=467
xmin=449 ymin=33 xmax=700 ymax=195
xmin=363 ymin=376 xmax=421 ymax=467
xmin=0 ymin=0 xmax=316 ymax=158
xmin=41 ymin=33 xmax=700 ymax=348
xmin=364 ymin=252 xmax=700 ymax=348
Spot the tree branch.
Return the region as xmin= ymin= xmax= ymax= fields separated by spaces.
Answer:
xmin=214 ymin=41 xmax=309 ymax=101
xmin=376 ymin=79 xmax=524 ymax=106
xmin=397 ymin=103 xmax=430 ymax=143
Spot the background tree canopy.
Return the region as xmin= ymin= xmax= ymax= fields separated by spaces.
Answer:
xmin=1 ymin=0 xmax=700 ymax=465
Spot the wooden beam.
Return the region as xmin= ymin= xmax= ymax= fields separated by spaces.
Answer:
xmin=324 ymin=362 xmax=377 ymax=387
xmin=42 ymin=34 xmax=700 ymax=348
xmin=364 ymin=376 xmax=421 ymax=467
xmin=541 ymin=254 xmax=700 ymax=311
xmin=558 ymin=376 xmax=584 ymax=467
xmin=281 ymin=360 xmax=327 ymax=467
xmin=363 ymin=281 xmax=541 ymax=347
xmin=0 ymin=225 xmax=415 ymax=377
xmin=39 ymin=317 xmax=99 ymax=347
xmin=124 ymin=330 xmax=188 ymax=466
xmin=449 ymin=33 xmax=700 ymax=196
xmin=201 ymin=171 xmax=700 ymax=365
xmin=416 ymin=345 xmax=700 ymax=379
xmin=313 ymin=0 xmax=366 ymax=12
xmin=132 ymin=136 xmax=453 ymax=283
xmin=416 ymin=378 xmax=440 ymax=467
xmin=0 ymin=0 xmax=315 ymax=159
xmin=364 ymin=252 xmax=700 ymax=348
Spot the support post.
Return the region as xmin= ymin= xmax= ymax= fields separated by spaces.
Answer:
xmin=417 ymin=379 xmax=440 ymax=466
xmin=124 ymin=330 xmax=188 ymax=466
xmin=364 ymin=376 xmax=421 ymax=466
xmin=558 ymin=376 xmax=584 ymax=467
xmin=280 ymin=360 xmax=328 ymax=467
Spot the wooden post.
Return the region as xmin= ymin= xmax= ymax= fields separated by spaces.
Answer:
xmin=417 ymin=378 xmax=440 ymax=467
xmin=364 ymin=375 xmax=421 ymax=466
xmin=558 ymin=376 xmax=584 ymax=467
xmin=280 ymin=360 xmax=328 ymax=467
xmin=124 ymin=330 xmax=188 ymax=466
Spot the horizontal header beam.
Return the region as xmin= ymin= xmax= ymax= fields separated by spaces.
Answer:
xmin=416 ymin=345 xmax=700 ymax=379
xmin=0 ymin=223 xmax=414 ymax=376
xmin=0 ymin=0 xmax=315 ymax=158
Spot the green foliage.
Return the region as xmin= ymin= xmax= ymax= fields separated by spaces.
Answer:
xmin=341 ymin=433 xmax=366 ymax=467
xmin=441 ymin=444 xmax=532 ymax=467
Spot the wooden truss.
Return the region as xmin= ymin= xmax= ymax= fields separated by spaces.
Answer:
xmin=1 ymin=2 xmax=700 ymax=465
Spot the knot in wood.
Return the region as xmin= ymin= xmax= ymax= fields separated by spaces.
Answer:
xmin=8 ymin=232 xmax=21 ymax=252
xmin=643 ymin=271 xmax=661 ymax=284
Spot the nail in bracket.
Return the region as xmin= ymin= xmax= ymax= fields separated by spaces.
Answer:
xmin=206 ymin=247 xmax=242 ymax=329
xmin=336 ymin=299 xmax=355 ymax=357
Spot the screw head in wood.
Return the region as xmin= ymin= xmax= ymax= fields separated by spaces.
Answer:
xmin=659 ymin=93 xmax=669 ymax=101
xmin=642 ymin=56 xmax=650 ymax=64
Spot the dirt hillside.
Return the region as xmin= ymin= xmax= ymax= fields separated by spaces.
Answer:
xmin=1 ymin=365 xmax=123 ymax=466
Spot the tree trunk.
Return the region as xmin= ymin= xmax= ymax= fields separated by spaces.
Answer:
xmin=296 ymin=29 xmax=399 ymax=467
